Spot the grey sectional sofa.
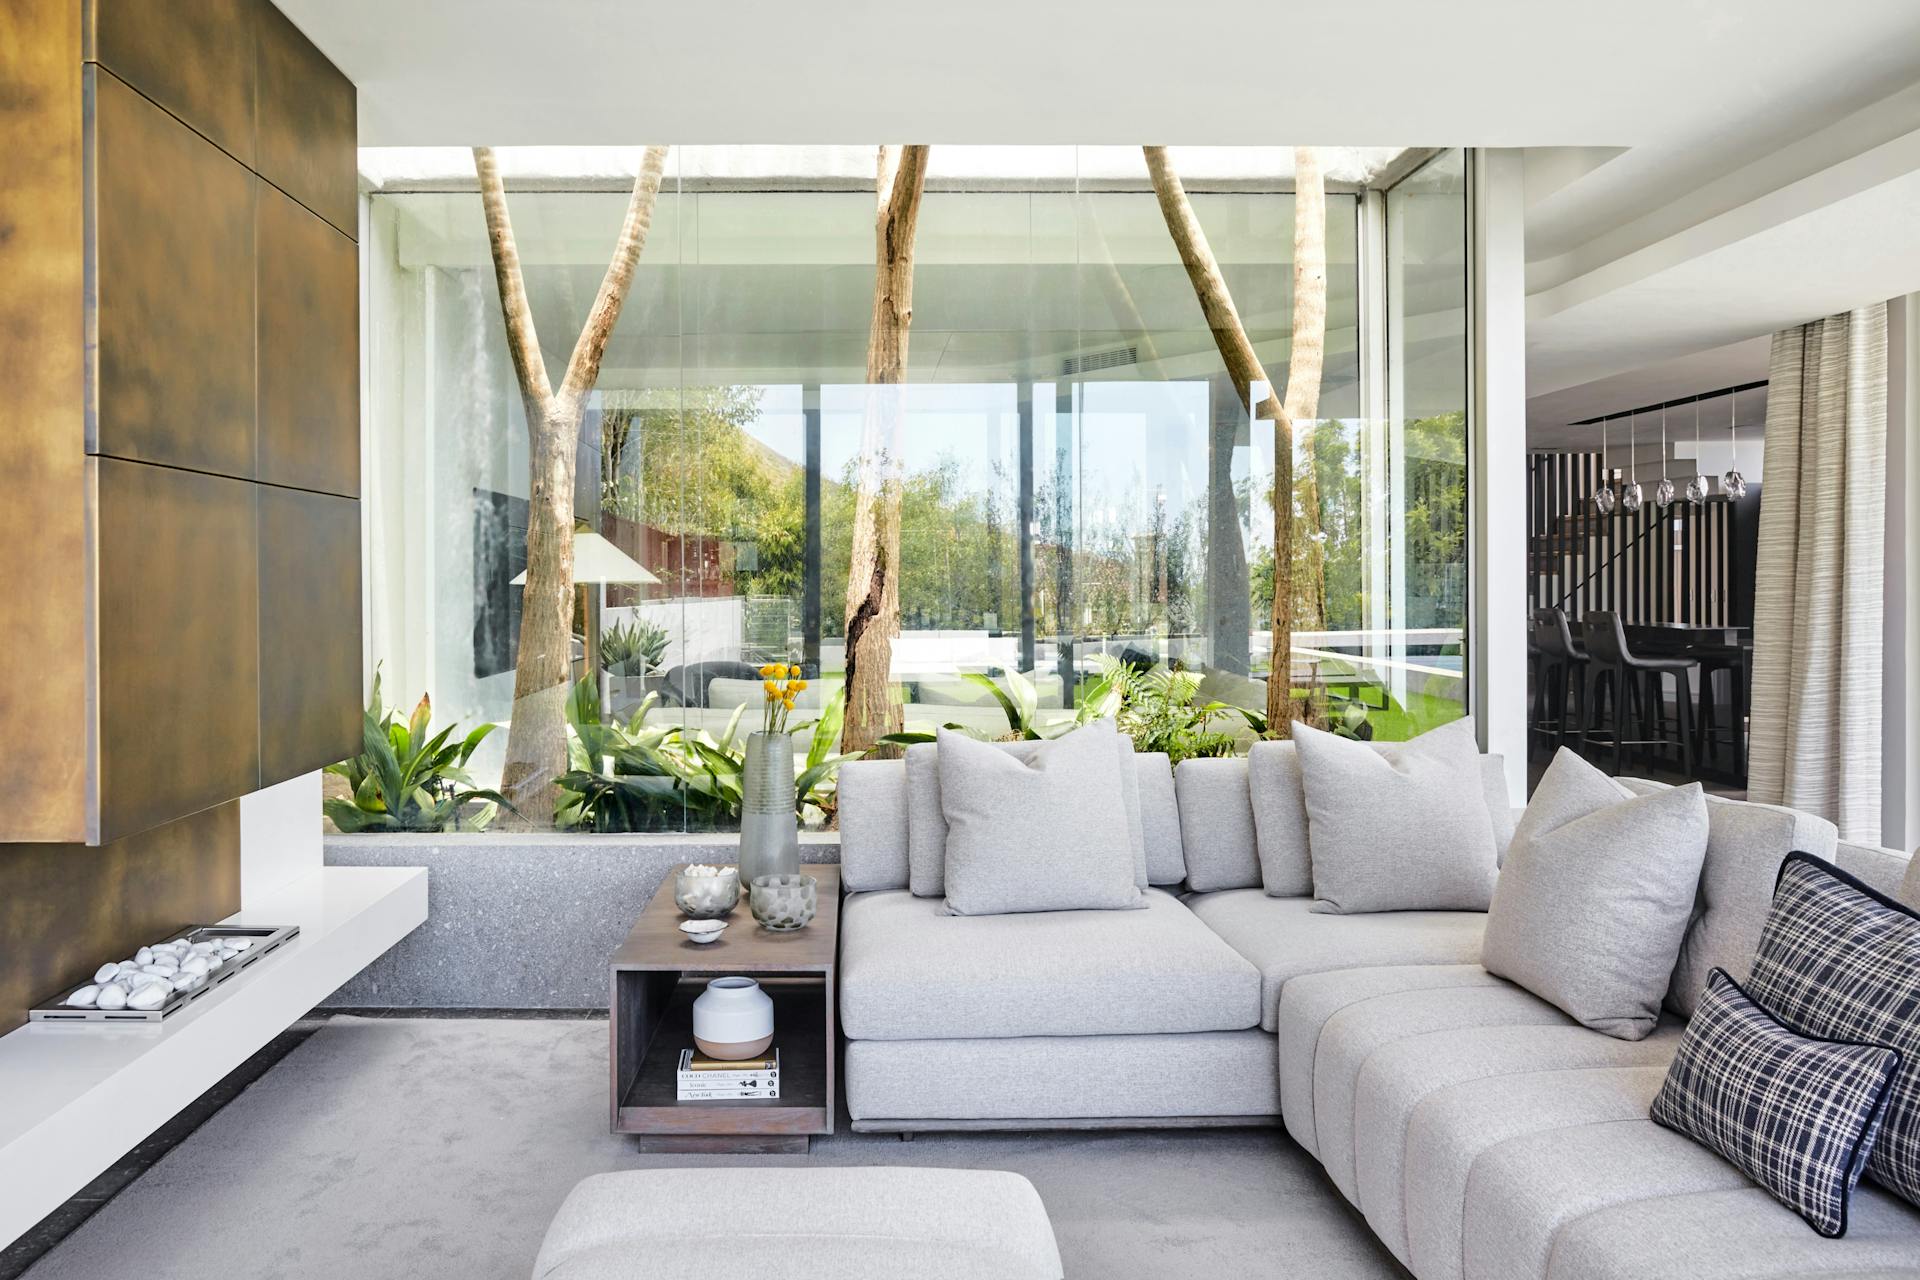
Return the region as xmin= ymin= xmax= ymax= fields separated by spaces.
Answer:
xmin=834 ymin=749 xmax=1920 ymax=1278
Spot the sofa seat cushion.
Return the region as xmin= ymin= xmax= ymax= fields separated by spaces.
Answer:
xmin=840 ymin=888 xmax=1261 ymax=1040
xmin=1189 ymin=891 xmax=1487 ymax=1033
xmin=1545 ymin=1185 xmax=1920 ymax=1280
xmin=1403 ymin=1064 xmax=1672 ymax=1280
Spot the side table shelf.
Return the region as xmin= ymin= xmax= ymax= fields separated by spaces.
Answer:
xmin=609 ymin=863 xmax=839 ymax=1154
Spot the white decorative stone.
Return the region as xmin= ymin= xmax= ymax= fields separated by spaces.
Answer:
xmin=169 ymin=975 xmax=200 ymax=993
xmin=66 ymin=986 xmax=100 ymax=1008
xmin=95 ymin=985 xmax=129 ymax=1011
xmin=126 ymin=984 xmax=167 ymax=1010
xmin=227 ymin=938 xmax=253 ymax=952
xmin=191 ymin=941 xmax=215 ymax=955
xmin=139 ymin=965 xmax=172 ymax=979
xmin=134 ymin=947 xmax=153 ymax=967
xmin=92 ymin=964 xmax=119 ymax=985
xmin=181 ymin=955 xmax=210 ymax=976
xmin=205 ymin=954 xmax=224 ymax=971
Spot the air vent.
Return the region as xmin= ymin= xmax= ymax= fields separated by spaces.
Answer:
xmin=1061 ymin=346 xmax=1138 ymax=376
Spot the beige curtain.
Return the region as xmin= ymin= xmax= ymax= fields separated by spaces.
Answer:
xmin=1748 ymin=305 xmax=1887 ymax=841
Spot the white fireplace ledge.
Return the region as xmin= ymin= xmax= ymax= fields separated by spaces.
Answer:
xmin=0 ymin=864 xmax=428 ymax=1247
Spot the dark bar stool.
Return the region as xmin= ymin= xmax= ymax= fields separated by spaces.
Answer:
xmin=1529 ymin=607 xmax=1588 ymax=754
xmin=1693 ymin=638 xmax=1751 ymax=782
xmin=1583 ymin=612 xmax=1697 ymax=777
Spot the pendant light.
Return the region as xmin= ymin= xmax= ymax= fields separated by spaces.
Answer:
xmin=1620 ymin=411 xmax=1644 ymax=513
xmin=1721 ymin=388 xmax=1748 ymax=499
xmin=1653 ymin=405 xmax=1676 ymax=508
xmin=1593 ymin=414 xmax=1616 ymax=514
xmin=1683 ymin=400 xmax=1710 ymax=503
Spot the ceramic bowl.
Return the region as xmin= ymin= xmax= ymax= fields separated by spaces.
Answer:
xmin=749 ymin=874 xmax=817 ymax=931
xmin=674 ymin=866 xmax=741 ymax=920
xmin=678 ymin=919 xmax=728 ymax=945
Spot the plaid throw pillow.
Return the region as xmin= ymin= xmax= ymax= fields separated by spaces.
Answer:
xmin=1744 ymin=853 xmax=1920 ymax=1209
xmin=1652 ymin=969 xmax=1901 ymax=1236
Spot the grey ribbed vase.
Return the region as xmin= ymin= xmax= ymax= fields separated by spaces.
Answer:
xmin=737 ymin=731 xmax=800 ymax=886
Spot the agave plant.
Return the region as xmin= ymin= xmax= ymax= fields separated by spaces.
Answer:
xmin=599 ymin=617 xmax=668 ymax=676
xmin=324 ymin=671 xmax=510 ymax=832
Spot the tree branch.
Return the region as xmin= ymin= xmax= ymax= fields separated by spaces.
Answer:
xmin=559 ymin=145 xmax=670 ymax=402
xmin=473 ymin=146 xmax=553 ymax=413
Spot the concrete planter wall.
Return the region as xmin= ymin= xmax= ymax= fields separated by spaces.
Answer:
xmin=323 ymin=832 xmax=841 ymax=1009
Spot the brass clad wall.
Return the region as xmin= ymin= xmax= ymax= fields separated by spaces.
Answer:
xmin=89 ymin=67 xmax=258 ymax=480
xmin=83 ymin=0 xmax=258 ymax=168
xmin=257 ymin=183 xmax=359 ymax=497
xmin=93 ymin=459 xmax=261 ymax=845
xmin=254 ymin=1 xmax=357 ymax=237
xmin=0 ymin=802 xmax=240 ymax=1035
xmin=259 ymin=487 xmax=361 ymax=785
xmin=0 ymin=1 xmax=90 ymax=844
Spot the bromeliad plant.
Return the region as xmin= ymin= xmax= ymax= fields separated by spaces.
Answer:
xmin=324 ymin=671 xmax=512 ymax=832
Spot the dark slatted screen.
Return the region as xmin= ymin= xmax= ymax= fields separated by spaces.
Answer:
xmin=1526 ymin=452 xmax=1731 ymax=625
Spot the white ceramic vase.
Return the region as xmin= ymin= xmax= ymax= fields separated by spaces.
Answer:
xmin=691 ymin=976 xmax=774 ymax=1060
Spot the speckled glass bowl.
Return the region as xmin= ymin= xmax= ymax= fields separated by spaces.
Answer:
xmin=749 ymin=874 xmax=817 ymax=931
xmin=674 ymin=866 xmax=740 ymax=920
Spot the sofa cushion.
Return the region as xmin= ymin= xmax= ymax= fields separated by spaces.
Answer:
xmin=1617 ymin=777 xmax=1839 ymax=1017
xmin=1189 ymin=891 xmax=1487 ymax=1034
xmin=1174 ymin=756 xmax=1261 ymax=891
xmin=935 ymin=724 xmax=1142 ymax=915
xmin=838 ymin=758 xmax=913 ymax=892
xmin=1544 ymin=1184 xmax=1920 ymax=1280
xmin=1483 ymin=749 xmax=1709 ymax=1040
xmin=1248 ymin=736 xmax=1517 ymax=897
xmin=1652 ymin=968 xmax=1902 ymax=1237
xmin=1355 ymin=1020 xmax=1685 ymax=1264
xmin=907 ymin=730 xmax=1147 ymax=897
xmin=1744 ymin=853 xmax=1920 ymax=1211
xmin=1402 ymin=1064 xmax=1671 ymax=1280
xmin=1133 ymin=752 xmax=1186 ymax=886
xmin=1294 ymin=718 xmax=1500 ymax=914
xmin=839 ymin=888 xmax=1260 ymax=1040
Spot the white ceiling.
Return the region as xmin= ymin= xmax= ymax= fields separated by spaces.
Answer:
xmin=276 ymin=0 xmax=1920 ymax=148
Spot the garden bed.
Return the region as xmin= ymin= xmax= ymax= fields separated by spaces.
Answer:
xmin=322 ymin=832 xmax=840 ymax=1009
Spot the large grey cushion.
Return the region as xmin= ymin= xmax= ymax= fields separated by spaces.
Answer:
xmin=908 ymin=727 xmax=1147 ymax=898
xmin=532 ymin=1168 xmax=1063 ymax=1280
xmin=1248 ymin=737 xmax=1517 ymax=897
xmin=839 ymin=888 xmax=1260 ymax=1040
xmin=1133 ymin=752 xmax=1186 ymax=885
xmin=1186 ymin=890 xmax=1486 ymax=1032
xmin=1294 ymin=718 xmax=1499 ymax=913
xmin=1618 ymin=776 xmax=1840 ymax=1016
xmin=844 ymin=1030 xmax=1279 ymax=1123
xmin=935 ymin=723 xmax=1142 ymax=915
xmin=1173 ymin=756 xmax=1261 ymax=891
xmin=1483 ymin=749 xmax=1709 ymax=1040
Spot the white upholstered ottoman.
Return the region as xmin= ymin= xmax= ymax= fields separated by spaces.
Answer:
xmin=532 ymin=1167 xmax=1064 ymax=1279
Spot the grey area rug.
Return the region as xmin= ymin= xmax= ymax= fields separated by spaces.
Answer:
xmin=26 ymin=1017 xmax=1403 ymax=1280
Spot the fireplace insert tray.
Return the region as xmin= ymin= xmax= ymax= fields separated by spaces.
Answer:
xmin=28 ymin=925 xmax=300 ymax=1024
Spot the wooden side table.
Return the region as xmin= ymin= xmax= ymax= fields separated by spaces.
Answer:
xmin=609 ymin=863 xmax=840 ymax=1154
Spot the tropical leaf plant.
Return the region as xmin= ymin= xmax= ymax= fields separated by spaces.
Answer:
xmin=554 ymin=678 xmax=728 ymax=833
xmin=324 ymin=669 xmax=511 ymax=832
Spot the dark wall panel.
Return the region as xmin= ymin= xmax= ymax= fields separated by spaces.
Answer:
xmin=259 ymin=486 xmax=361 ymax=785
xmin=86 ymin=0 xmax=257 ymax=167
xmin=90 ymin=67 xmax=257 ymax=480
xmin=93 ymin=459 xmax=261 ymax=844
xmin=0 ymin=1 xmax=90 ymax=843
xmin=254 ymin=1 xmax=357 ymax=239
xmin=0 ymin=802 xmax=240 ymax=1035
xmin=257 ymin=184 xmax=360 ymax=497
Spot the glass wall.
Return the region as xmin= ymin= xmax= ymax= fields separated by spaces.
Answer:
xmin=353 ymin=146 xmax=1468 ymax=831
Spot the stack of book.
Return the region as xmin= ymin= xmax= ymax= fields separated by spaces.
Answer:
xmin=676 ymin=1048 xmax=780 ymax=1100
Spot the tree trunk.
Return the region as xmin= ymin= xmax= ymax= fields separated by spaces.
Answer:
xmin=1143 ymin=145 xmax=1326 ymax=736
xmin=476 ymin=145 xmax=669 ymax=818
xmin=842 ymin=145 xmax=929 ymax=757
xmin=1287 ymin=147 xmax=1328 ymax=634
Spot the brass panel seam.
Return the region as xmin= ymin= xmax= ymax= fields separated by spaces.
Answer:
xmin=80 ymin=34 xmax=356 ymax=245
xmin=87 ymin=451 xmax=362 ymax=504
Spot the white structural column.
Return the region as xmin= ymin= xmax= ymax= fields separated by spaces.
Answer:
xmin=1470 ymin=149 xmax=1529 ymax=802
xmin=1889 ymin=295 xmax=1919 ymax=852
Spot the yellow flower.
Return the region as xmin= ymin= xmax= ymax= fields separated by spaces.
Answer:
xmin=758 ymin=664 xmax=776 ymax=678
xmin=783 ymin=696 xmax=796 ymax=710
xmin=791 ymin=679 xmax=808 ymax=692
xmin=762 ymin=679 xmax=779 ymax=696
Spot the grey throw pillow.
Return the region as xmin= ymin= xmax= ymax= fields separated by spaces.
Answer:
xmin=936 ymin=722 xmax=1143 ymax=916
xmin=1482 ymin=748 xmax=1710 ymax=1040
xmin=1295 ymin=718 xmax=1499 ymax=914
